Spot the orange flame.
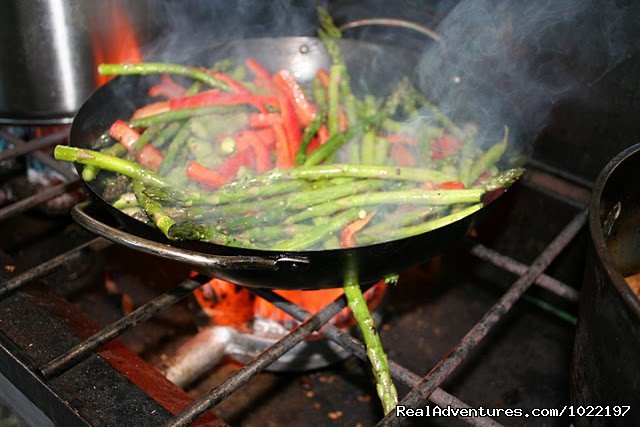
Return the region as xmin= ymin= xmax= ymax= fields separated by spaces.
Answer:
xmin=93 ymin=4 xmax=142 ymax=86
xmin=194 ymin=274 xmax=387 ymax=331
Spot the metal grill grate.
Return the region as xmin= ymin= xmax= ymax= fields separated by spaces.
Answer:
xmin=0 ymin=128 xmax=588 ymax=426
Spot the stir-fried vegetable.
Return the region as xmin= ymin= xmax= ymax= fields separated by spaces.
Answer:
xmin=54 ymin=7 xmax=524 ymax=414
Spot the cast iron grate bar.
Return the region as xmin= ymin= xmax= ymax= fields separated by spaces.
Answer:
xmin=0 ymin=179 xmax=81 ymax=222
xmin=0 ymin=129 xmax=78 ymax=221
xmin=163 ymin=291 xmax=353 ymax=427
xmin=377 ymin=210 xmax=588 ymax=426
xmin=0 ymin=236 xmax=108 ymax=300
xmin=252 ymin=288 xmax=502 ymax=427
xmin=0 ymin=129 xmax=68 ymax=163
xmin=465 ymin=241 xmax=580 ymax=302
xmin=39 ymin=274 xmax=212 ymax=379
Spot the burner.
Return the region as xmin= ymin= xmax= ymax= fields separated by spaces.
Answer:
xmin=159 ymin=278 xmax=388 ymax=387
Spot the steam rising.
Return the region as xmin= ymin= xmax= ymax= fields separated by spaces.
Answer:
xmin=416 ymin=0 xmax=633 ymax=138
xmin=139 ymin=0 xmax=634 ymax=162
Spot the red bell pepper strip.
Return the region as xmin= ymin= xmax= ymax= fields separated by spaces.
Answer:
xmin=273 ymin=69 xmax=317 ymax=126
xmin=317 ymin=124 xmax=329 ymax=145
xmin=340 ymin=212 xmax=376 ymax=248
xmin=148 ymin=74 xmax=187 ymax=99
xmin=437 ymin=181 xmax=466 ymax=189
xmin=109 ymin=120 xmax=140 ymax=150
xmin=186 ymin=161 xmax=227 ymax=188
xmin=208 ymin=71 xmax=250 ymax=93
xmin=246 ymin=58 xmax=278 ymax=94
xmin=136 ymin=145 xmax=164 ymax=171
xmin=169 ymin=90 xmax=278 ymax=112
xmin=218 ymin=147 xmax=255 ymax=178
xmin=109 ymin=120 xmax=164 ymax=170
xmin=421 ymin=180 xmax=466 ymax=190
xmin=316 ymin=69 xmax=330 ymax=87
xmin=252 ymin=128 xmax=276 ymax=149
xmin=241 ymin=131 xmax=272 ymax=173
xmin=431 ymin=134 xmax=463 ymax=160
xmin=391 ymin=144 xmax=416 ymax=167
xmin=248 ymin=113 xmax=282 ymax=128
xmin=386 ymin=134 xmax=418 ymax=146
xmin=306 ymin=137 xmax=320 ymax=154
xmin=272 ymin=123 xmax=292 ymax=168
xmin=276 ymin=93 xmax=302 ymax=162
xmin=338 ymin=108 xmax=348 ymax=132
xmin=131 ymin=101 xmax=170 ymax=120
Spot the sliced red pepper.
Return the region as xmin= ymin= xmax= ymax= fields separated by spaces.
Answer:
xmin=208 ymin=71 xmax=250 ymax=93
xmin=317 ymin=124 xmax=329 ymax=145
xmin=252 ymin=128 xmax=276 ymax=150
xmin=246 ymin=58 xmax=278 ymax=94
xmin=169 ymin=90 xmax=278 ymax=112
xmin=136 ymin=145 xmax=163 ymax=171
xmin=437 ymin=181 xmax=466 ymax=189
xmin=386 ymin=134 xmax=418 ymax=146
xmin=148 ymin=74 xmax=186 ymax=99
xmin=248 ymin=113 xmax=282 ymax=128
xmin=338 ymin=108 xmax=348 ymax=132
xmin=421 ymin=180 xmax=466 ymax=190
xmin=272 ymin=123 xmax=292 ymax=168
xmin=306 ymin=137 xmax=320 ymax=154
xmin=276 ymin=92 xmax=302 ymax=162
xmin=131 ymin=101 xmax=170 ymax=120
xmin=218 ymin=148 xmax=254 ymax=178
xmin=109 ymin=120 xmax=140 ymax=150
xmin=431 ymin=134 xmax=463 ymax=160
xmin=391 ymin=144 xmax=416 ymax=167
xmin=340 ymin=212 xmax=376 ymax=248
xmin=273 ymin=69 xmax=317 ymax=126
xmin=186 ymin=161 xmax=227 ymax=188
xmin=241 ymin=131 xmax=272 ymax=173
xmin=316 ymin=69 xmax=330 ymax=87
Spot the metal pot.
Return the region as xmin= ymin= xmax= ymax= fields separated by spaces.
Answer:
xmin=0 ymin=0 xmax=149 ymax=125
xmin=571 ymin=143 xmax=640 ymax=425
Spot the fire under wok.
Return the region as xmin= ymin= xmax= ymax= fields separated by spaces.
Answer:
xmin=60 ymin=31 xmax=527 ymax=290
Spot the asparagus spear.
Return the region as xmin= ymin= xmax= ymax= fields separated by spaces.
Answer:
xmin=267 ymin=164 xmax=458 ymax=183
xmin=81 ymin=142 xmax=127 ymax=182
xmin=343 ymin=267 xmax=398 ymax=414
xmin=131 ymin=180 xmax=176 ymax=236
xmin=159 ymin=122 xmax=192 ymax=175
xmin=98 ymin=63 xmax=229 ymax=90
xmin=358 ymin=203 xmax=483 ymax=245
xmin=130 ymin=106 xmax=245 ymax=128
xmin=467 ymin=125 xmax=509 ymax=185
xmin=54 ymin=146 xmax=172 ymax=188
xmin=112 ymin=192 xmax=139 ymax=209
xmin=296 ymin=110 xmax=326 ymax=165
xmin=167 ymin=221 xmax=254 ymax=247
xmin=274 ymin=208 xmax=363 ymax=250
xmin=475 ymin=167 xmax=524 ymax=191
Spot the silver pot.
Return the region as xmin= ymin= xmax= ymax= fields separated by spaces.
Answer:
xmin=0 ymin=0 xmax=150 ymax=125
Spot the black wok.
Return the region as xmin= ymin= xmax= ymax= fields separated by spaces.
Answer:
xmin=67 ymin=36 xmax=527 ymax=289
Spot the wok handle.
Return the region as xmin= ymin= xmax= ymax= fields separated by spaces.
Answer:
xmin=340 ymin=18 xmax=446 ymax=52
xmin=71 ymin=200 xmax=310 ymax=272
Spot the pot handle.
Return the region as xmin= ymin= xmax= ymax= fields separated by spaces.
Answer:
xmin=339 ymin=18 xmax=446 ymax=52
xmin=71 ymin=200 xmax=310 ymax=272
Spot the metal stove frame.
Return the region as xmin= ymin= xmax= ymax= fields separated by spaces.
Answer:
xmin=0 ymin=129 xmax=589 ymax=426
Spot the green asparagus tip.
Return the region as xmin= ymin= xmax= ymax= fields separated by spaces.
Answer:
xmin=167 ymin=222 xmax=208 ymax=241
xmin=384 ymin=274 xmax=400 ymax=286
